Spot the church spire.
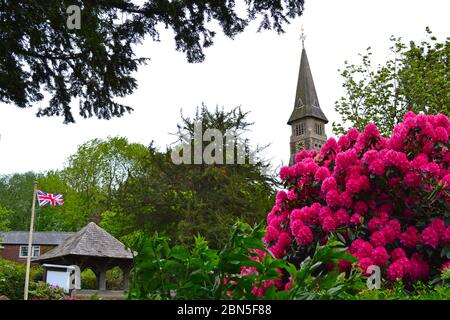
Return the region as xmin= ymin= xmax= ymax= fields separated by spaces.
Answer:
xmin=287 ymin=32 xmax=328 ymax=125
xmin=287 ymin=29 xmax=328 ymax=164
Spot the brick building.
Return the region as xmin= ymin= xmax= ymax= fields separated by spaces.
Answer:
xmin=0 ymin=231 xmax=74 ymax=263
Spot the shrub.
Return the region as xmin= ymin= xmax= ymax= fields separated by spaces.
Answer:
xmin=28 ymin=282 xmax=66 ymax=300
xmin=265 ymin=112 xmax=450 ymax=289
xmin=0 ymin=259 xmax=44 ymax=300
xmin=81 ymin=269 xmax=97 ymax=290
xmin=106 ymin=267 xmax=123 ymax=290
xmin=0 ymin=258 xmax=26 ymax=300
xmin=127 ymin=222 xmax=362 ymax=300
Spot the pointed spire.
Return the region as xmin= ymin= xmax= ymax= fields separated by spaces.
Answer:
xmin=287 ymin=31 xmax=328 ymax=125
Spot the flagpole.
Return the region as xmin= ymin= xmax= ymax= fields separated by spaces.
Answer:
xmin=24 ymin=181 xmax=38 ymax=300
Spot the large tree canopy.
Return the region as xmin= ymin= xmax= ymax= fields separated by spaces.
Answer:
xmin=0 ymin=0 xmax=305 ymax=123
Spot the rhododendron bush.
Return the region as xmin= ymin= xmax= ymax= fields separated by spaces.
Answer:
xmin=264 ymin=112 xmax=450 ymax=284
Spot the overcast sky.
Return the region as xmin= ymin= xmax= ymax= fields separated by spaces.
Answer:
xmin=0 ymin=0 xmax=449 ymax=174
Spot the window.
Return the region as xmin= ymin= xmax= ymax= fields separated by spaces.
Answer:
xmin=315 ymin=123 xmax=324 ymax=136
xmin=19 ymin=245 xmax=40 ymax=258
xmin=294 ymin=122 xmax=305 ymax=136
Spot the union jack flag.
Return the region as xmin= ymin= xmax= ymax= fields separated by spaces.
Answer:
xmin=37 ymin=190 xmax=64 ymax=207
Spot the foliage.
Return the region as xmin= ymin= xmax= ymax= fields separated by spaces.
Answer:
xmin=114 ymin=105 xmax=276 ymax=248
xmin=127 ymin=221 xmax=363 ymax=300
xmin=0 ymin=0 xmax=304 ymax=123
xmin=0 ymin=205 xmax=12 ymax=231
xmin=128 ymin=233 xmax=219 ymax=300
xmin=0 ymin=258 xmax=26 ymax=300
xmin=61 ymin=136 xmax=148 ymax=228
xmin=272 ymin=112 xmax=450 ymax=288
xmin=80 ymin=269 xmax=97 ymax=290
xmin=28 ymin=282 xmax=66 ymax=300
xmin=0 ymin=258 xmax=41 ymax=300
xmin=106 ymin=267 xmax=124 ymax=290
xmin=348 ymin=280 xmax=450 ymax=300
xmin=334 ymin=28 xmax=450 ymax=136
xmin=0 ymin=172 xmax=36 ymax=230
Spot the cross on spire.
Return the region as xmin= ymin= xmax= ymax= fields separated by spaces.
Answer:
xmin=300 ymin=25 xmax=306 ymax=48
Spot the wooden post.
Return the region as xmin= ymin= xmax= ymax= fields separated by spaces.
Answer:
xmin=24 ymin=181 xmax=38 ymax=300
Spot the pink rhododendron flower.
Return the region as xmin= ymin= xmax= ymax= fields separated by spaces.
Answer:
xmin=369 ymin=159 xmax=385 ymax=176
xmin=335 ymin=208 xmax=349 ymax=226
xmin=279 ymin=166 xmax=291 ymax=181
xmin=353 ymin=201 xmax=368 ymax=215
xmin=381 ymin=225 xmax=397 ymax=243
xmin=400 ymin=226 xmax=419 ymax=249
xmin=434 ymin=126 xmax=448 ymax=143
xmin=294 ymin=225 xmax=314 ymax=246
xmin=325 ymin=189 xmax=341 ymax=207
xmin=314 ymin=166 xmax=331 ymax=181
xmin=391 ymin=248 xmax=407 ymax=261
xmin=287 ymin=189 xmax=297 ymax=201
xmin=404 ymin=172 xmax=421 ymax=188
xmin=408 ymin=255 xmax=429 ymax=280
xmin=368 ymin=217 xmax=384 ymax=232
xmin=350 ymin=239 xmax=373 ymax=258
xmin=357 ymin=257 xmax=374 ymax=275
xmin=387 ymin=261 xmax=405 ymax=281
xmin=321 ymin=176 xmax=337 ymax=193
xmin=421 ymin=226 xmax=439 ymax=249
xmin=371 ymin=246 xmax=389 ymax=266
xmin=350 ymin=213 xmax=363 ymax=225
xmin=263 ymin=225 xmax=279 ymax=244
xmin=430 ymin=218 xmax=446 ymax=236
xmin=339 ymin=191 xmax=353 ymax=208
xmin=251 ymin=286 xmax=265 ymax=298
xmin=441 ymin=174 xmax=450 ymax=188
xmin=322 ymin=216 xmax=337 ymax=233
xmin=442 ymin=227 xmax=450 ymax=244
xmin=370 ymin=231 xmax=387 ymax=247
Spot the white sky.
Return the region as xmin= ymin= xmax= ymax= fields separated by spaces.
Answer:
xmin=0 ymin=0 xmax=449 ymax=174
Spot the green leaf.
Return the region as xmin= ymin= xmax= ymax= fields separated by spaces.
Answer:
xmin=170 ymin=246 xmax=190 ymax=261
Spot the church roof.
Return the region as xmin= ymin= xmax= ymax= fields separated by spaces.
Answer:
xmin=0 ymin=231 xmax=74 ymax=245
xmin=288 ymin=47 xmax=328 ymax=125
xmin=33 ymin=222 xmax=133 ymax=262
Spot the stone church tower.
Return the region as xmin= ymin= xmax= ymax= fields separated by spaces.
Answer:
xmin=288 ymin=39 xmax=328 ymax=165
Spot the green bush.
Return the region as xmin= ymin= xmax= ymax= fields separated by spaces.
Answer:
xmin=106 ymin=267 xmax=123 ymax=290
xmin=127 ymin=222 xmax=363 ymax=300
xmin=0 ymin=258 xmax=62 ymax=300
xmin=81 ymin=269 xmax=97 ymax=290
xmin=28 ymin=282 xmax=66 ymax=300
xmin=0 ymin=258 xmax=26 ymax=300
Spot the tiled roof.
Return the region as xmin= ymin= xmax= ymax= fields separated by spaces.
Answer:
xmin=33 ymin=222 xmax=133 ymax=261
xmin=0 ymin=231 xmax=74 ymax=245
